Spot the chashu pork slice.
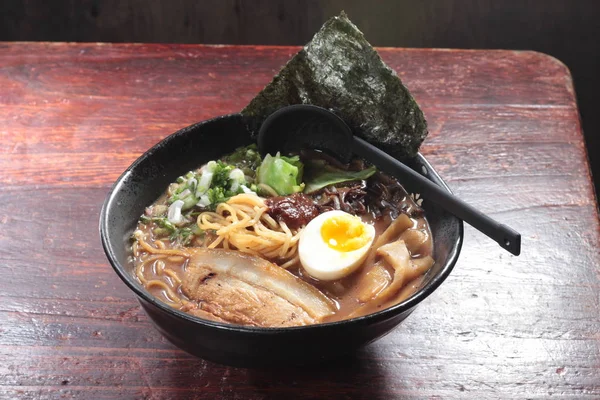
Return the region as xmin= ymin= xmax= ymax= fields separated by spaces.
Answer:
xmin=182 ymin=248 xmax=336 ymax=327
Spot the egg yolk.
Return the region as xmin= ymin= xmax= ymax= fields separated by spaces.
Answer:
xmin=320 ymin=215 xmax=370 ymax=252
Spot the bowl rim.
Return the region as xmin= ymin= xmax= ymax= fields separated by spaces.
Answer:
xmin=99 ymin=113 xmax=463 ymax=333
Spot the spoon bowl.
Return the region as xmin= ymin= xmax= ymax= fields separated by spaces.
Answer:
xmin=257 ymin=105 xmax=355 ymax=162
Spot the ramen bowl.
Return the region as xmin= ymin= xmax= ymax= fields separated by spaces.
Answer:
xmin=100 ymin=114 xmax=463 ymax=367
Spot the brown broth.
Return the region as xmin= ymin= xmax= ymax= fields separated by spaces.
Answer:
xmin=132 ymin=188 xmax=434 ymax=325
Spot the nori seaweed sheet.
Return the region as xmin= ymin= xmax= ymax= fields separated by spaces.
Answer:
xmin=241 ymin=11 xmax=428 ymax=159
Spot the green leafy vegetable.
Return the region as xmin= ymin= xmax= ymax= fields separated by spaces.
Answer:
xmin=169 ymin=225 xmax=204 ymax=246
xmin=154 ymin=217 xmax=177 ymax=233
xmin=207 ymin=187 xmax=229 ymax=208
xmin=168 ymin=160 xmax=249 ymax=211
xmin=140 ymin=214 xmax=204 ymax=246
xmin=211 ymin=161 xmax=234 ymax=188
xmin=222 ymin=144 xmax=263 ymax=178
xmin=256 ymin=153 xmax=305 ymax=196
xmin=140 ymin=215 xmax=177 ymax=236
xmin=168 ymin=171 xmax=199 ymax=210
xmin=304 ymin=165 xmax=376 ymax=193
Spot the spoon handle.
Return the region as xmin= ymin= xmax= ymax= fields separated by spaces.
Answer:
xmin=352 ymin=136 xmax=521 ymax=256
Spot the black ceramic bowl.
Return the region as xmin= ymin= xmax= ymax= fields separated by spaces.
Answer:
xmin=100 ymin=114 xmax=463 ymax=367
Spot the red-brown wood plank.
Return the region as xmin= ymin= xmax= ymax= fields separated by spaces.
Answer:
xmin=0 ymin=42 xmax=598 ymax=399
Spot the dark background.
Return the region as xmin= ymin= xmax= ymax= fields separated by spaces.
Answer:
xmin=2 ymin=0 xmax=599 ymax=199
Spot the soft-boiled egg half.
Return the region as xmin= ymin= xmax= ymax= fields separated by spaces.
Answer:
xmin=298 ymin=210 xmax=376 ymax=281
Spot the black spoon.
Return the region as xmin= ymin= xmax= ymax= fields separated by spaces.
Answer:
xmin=257 ymin=104 xmax=521 ymax=256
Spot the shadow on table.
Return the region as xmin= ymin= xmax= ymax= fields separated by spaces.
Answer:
xmin=247 ymin=348 xmax=392 ymax=400
xmin=160 ymin=345 xmax=403 ymax=398
xmin=230 ymin=347 xmax=397 ymax=399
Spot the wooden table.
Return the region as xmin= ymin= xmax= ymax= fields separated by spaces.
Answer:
xmin=1 ymin=42 xmax=598 ymax=399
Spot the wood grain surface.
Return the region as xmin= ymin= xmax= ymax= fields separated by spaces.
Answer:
xmin=0 ymin=42 xmax=598 ymax=399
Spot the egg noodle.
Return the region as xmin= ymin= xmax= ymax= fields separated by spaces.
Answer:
xmin=132 ymin=232 xmax=190 ymax=308
xmin=197 ymin=193 xmax=301 ymax=268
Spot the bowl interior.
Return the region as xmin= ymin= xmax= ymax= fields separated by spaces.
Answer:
xmin=100 ymin=113 xmax=463 ymax=330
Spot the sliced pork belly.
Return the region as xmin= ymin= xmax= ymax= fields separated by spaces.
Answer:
xmin=181 ymin=248 xmax=335 ymax=327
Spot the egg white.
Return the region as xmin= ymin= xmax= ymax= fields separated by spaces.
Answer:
xmin=298 ymin=210 xmax=375 ymax=281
